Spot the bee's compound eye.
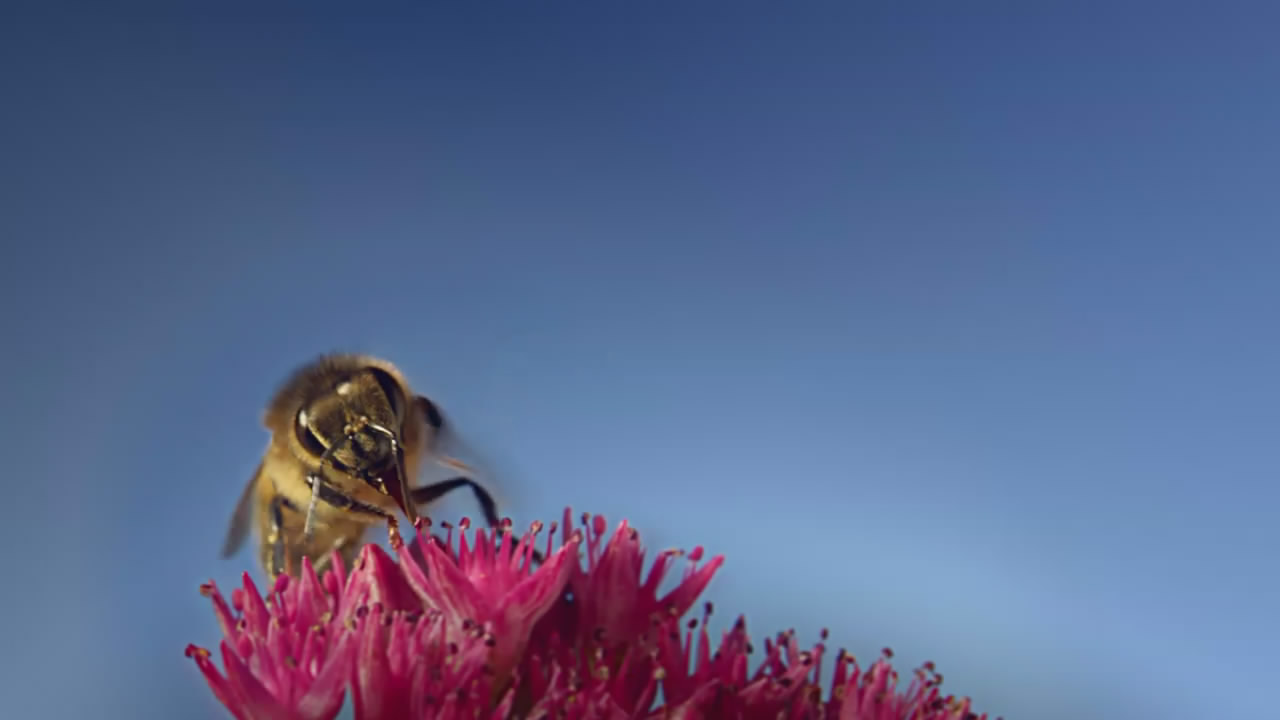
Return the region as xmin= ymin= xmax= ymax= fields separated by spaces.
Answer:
xmin=294 ymin=408 xmax=326 ymax=456
xmin=367 ymin=367 xmax=405 ymax=418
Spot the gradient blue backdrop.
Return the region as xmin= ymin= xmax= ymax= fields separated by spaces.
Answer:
xmin=2 ymin=4 xmax=1276 ymax=719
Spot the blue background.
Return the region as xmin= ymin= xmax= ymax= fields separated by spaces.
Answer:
xmin=2 ymin=4 xmax=1276 ymax=719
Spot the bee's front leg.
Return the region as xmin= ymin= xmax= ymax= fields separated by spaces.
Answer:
xmin=302 ymin=472 xmax=323 ymax=544
xmin=411 ymin=477 xmax=544 ymax=563
xmin=299 ymin=478 xmax=395 ymax=574
xmin=410 ymin=477 xmax=501 ymax=527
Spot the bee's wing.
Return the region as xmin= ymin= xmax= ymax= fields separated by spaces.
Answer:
xmin=221 ymin=461 xmax=263 ymax=558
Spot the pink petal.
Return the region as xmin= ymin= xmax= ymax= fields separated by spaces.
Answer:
xmin=186 ymin=644 xmax=247 ymax=720
xmin=295 ymin=627 xmax=355 ymax=720
xmin=220 ymin=639 xmax=301 ymax=720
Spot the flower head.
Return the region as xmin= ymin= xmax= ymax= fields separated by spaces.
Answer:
xmin=186 ymin=556 xmax=361 ymax=720
xmin=189 ymin=508 xmax=994 ymax=720
xmin=394 ymin=517 xmax=579 ymax=684
xmin=557 ymin=510 xmax=725 ymax=653
xmin=348 ymin=601 xmax=512 ymax=720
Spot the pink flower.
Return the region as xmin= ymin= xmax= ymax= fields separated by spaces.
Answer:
xmin=394 ymin=517 xmax=579 ymax=684
xmin=347 ymin=601 xmax=513 ymax=720
xmin=829 ymin=649 xmax=986 ymax=720
xmin=653 ymin=609 xmax=818 ymax=718
xmin=186 ymin=555 xmax=363 ymax=720
xmin=650 ymin=609 xmax=990 ymax=720
xmin=188 ymin=508 xmax=994 ymax=720
xmin=554 ymin=510 xmax=725 ymax=653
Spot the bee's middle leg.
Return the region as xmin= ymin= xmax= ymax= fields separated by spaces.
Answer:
xmin=266 ymin=494 xmax=292 ymax=578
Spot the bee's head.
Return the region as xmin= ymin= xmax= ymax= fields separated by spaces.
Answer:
xmin=292 ymin=367 xmax=410 ymax=502
xmin=266 ymin=356 xmax=421 ymax=519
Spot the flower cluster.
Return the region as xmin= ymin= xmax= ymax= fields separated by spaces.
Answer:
xmin=188 ymin=509 xmax=993 ymax=719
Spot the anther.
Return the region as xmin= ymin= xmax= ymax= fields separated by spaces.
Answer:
xmin=387 ymin=516 xmax=403 ymax=548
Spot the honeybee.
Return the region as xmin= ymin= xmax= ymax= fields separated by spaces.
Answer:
xmin=220 ymin=353 xmax=506 ymax=578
